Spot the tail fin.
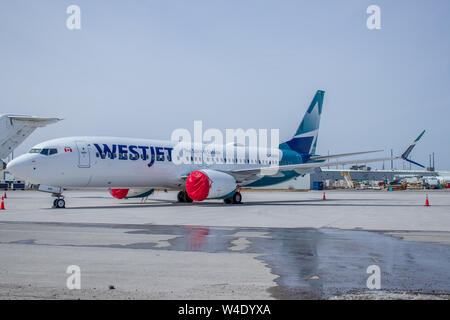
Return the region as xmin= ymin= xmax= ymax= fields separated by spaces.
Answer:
xmin=280 ymin=90 xmax=324 ymax=155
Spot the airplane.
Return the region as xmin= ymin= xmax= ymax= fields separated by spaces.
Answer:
xmin=423 ymin=175 xmax=450 ymax=189
xmin=437 ymin=176 xmax=450 ymax=184
xmin=6 ymin=90 xmax=426 ymax=208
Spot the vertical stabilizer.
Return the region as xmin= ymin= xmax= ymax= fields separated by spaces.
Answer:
xmin=280 ymin=90 xmax=324 ymax=155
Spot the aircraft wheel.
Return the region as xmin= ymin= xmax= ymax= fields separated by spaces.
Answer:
xmin=184 ymin=191 xmax=193 ymax=203
xmin=177 ymin=191 xmax=185 ymax=202
xmin=232 ymin=192 xmax=242 ymax=204
xmin=55 ymin=199 xmax=65 ymax=208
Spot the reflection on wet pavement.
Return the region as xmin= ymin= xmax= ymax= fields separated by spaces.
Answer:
xmin=1 ymin=221 xmax=450 ymax=299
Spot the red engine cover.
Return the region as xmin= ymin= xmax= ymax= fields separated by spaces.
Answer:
xmin=110 ymin=188 xmax=129 ymax=199
xmin=185 ymin=171 xmax=211 ymax=201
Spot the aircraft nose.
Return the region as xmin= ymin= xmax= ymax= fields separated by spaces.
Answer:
xmin=6 ymin=157 xmax=29 ymax=180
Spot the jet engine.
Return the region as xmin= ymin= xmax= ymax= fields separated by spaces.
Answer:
xmin=185 ymin=169 xmax=236 ymax=201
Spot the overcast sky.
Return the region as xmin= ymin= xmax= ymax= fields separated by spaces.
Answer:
xmin=1 ymin=0 xmax=449 ymax=169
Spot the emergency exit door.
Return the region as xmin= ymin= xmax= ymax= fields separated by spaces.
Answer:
xmin=75 ymin=141 xmax=91 ymax=168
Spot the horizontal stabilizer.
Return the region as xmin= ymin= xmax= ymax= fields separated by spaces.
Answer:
xmin=6 ymin=115 xmax=61 ymax=127
xmin=0 ymin=114 xmax=62 ymax=160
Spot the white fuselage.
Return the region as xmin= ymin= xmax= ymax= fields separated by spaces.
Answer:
xmin=7 ymin=136 xmax=282 ymax=189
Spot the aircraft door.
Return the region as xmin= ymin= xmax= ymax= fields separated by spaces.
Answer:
xmin=75 ymin=141 xmax=91 ymax=168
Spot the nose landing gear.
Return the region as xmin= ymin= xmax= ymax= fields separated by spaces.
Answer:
xmin=52 ymin=194 xmax=66 ymax=208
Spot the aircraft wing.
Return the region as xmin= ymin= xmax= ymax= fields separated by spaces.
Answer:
xmin=0 ymin=114 xmax=62 ymax=160
xmin=308 ymin=150 xmax=383 ymax=161
xmin=227 ymin=131 xmax=426 ymax=182
xmin=226 ymin=156 xmax=399 ymax=182
xmin=178 ymin=131 xmax=425 ymax=184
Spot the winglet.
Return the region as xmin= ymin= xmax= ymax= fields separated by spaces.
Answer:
xmin=401 ymin=130 xmax=426 ymax=168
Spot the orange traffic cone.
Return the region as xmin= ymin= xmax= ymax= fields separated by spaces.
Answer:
xmin=323 ymin=192 xmax=326 ymax=200
xmin=425 ymin=194 xmax=430 ymax=207
xmin=0 ymin=196 xmax=4 ymax=210
xmin=4 ymin=192 xmax=6 ymax=199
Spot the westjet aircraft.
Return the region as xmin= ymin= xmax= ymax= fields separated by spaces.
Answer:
xmin=6 ymin=90 xmax=425 ymax=208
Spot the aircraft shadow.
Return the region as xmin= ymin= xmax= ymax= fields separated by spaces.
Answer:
xmin=56 ymin=198 xmax=440 ymax=210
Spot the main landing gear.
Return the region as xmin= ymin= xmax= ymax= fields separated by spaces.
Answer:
xmin=177 ymin=190 xmax=243 ymax=204
xmin=52 ymin=194 xmax=66 ymax=208
xmin=223 ymin=192 xmax=242 ymax=204
xmin=177 ymin=190 xmax=193 ymax=203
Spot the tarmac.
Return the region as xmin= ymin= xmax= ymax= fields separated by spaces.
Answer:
xmin=0 ymin=189 xmax=449 ymax=299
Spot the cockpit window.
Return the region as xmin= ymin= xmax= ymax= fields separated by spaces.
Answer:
xmin=29 ymin=148 xmax=58 ymax=155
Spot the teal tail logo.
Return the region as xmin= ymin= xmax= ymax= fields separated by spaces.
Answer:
xmin=280 ymin=90 xmax=324 ymax=155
